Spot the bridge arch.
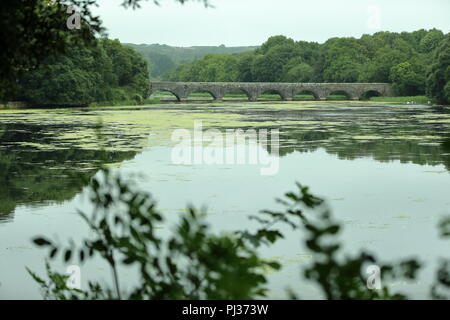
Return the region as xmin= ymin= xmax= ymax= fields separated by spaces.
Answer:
xmin=293 ymin=89 xmax=320 ymax=100
xmin=326 ymin=90 xmax=353 ymax=100
xmin=223 ymin=88 xmax=252 ymax=101
xmin=149 ymin=89 xmax=182 ymax=101
xmin=186 ymin=89 xmax=218 ymax=101
xmin=360 ymin=89 xmax=383 ymax=100
xmin=258 ymin=89 xmax=286 ymax=101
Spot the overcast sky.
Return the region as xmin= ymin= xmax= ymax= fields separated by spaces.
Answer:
xmin=92 ymin=0 xmax=450 ymax=46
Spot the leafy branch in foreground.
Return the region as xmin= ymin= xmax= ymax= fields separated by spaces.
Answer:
xmin=431 ymin=216 xmax=450 ymax=299
xmin=30 ymin=169 xmax=434 ymax=300
xmin=238 ymin=184 xmax=421 ymax=299
xmin=31 ymin=168 xmax=276 ymax=299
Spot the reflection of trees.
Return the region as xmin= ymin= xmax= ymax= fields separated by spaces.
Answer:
xmin=277 ymin=128 xmax=450 ymax=172
xmin=241 ymin=107 xmax=450 ymax=172
xmin=0 ymin=123 xmax=139 ymax=223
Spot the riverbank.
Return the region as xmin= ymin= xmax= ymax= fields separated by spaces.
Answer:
xmin=369 ymin=96 xmax=434 ymax=104
xmin=0 ymin=99 xmax=162 ymax=110
xmin=0 ymin=95 xmax=439 ymax=109
xmin=89 ymin=98 xmax=161 ymax=107
xmin=151 ymin=92 xmax=436 ymax=104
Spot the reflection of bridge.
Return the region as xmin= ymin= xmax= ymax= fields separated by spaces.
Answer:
xmin=149 ymin=82 xmax=394 ymax=102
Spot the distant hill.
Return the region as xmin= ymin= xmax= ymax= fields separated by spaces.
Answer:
xmin=125 ymin=43 xmax=258 ymax=80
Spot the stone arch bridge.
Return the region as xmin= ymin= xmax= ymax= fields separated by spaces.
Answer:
xmin=149 ymin=82 xmax=394 ymax=101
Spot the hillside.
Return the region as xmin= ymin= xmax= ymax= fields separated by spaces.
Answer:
xmin=125 ymin=43 xmax=258 ymax=80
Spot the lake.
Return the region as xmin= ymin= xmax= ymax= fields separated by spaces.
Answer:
xmin=1 ymin=101 xmax=450 ymax=299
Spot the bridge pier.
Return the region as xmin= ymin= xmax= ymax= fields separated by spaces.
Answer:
xmin=248 ymin=93 xmax=259 ymax=102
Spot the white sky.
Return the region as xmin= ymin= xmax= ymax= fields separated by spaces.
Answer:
xmin=92 ymin=0 xmax=450 ymax=46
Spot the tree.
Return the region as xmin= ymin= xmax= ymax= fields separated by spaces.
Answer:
xmin=251 ymin=55 xmax=280 ymax=82
xmin=101 ymin=38 xmax=149 ymax=95
xmin=164 ymin=54 xmax=238 ymax=82
xmin=389 ymin=62 xmax=425 ymax=96
xmin=419 ymin=29 xmax=445 ymax=53
xmin=158 ymin=29 xmax=445 ymax=91
xmin=236 ymin=53 xmax=255 ymax=82
xmin=0 ymin=0 xmax=100 ymax=99
xmin=426 ymin=34 xmax=450 ymax=104
xmin=283 ymin=62 xmax=314 ymax=83
xmin=147 ymin=52 xmax=175 ymax=79
xmin=321 ymin=37 xmax=368 ymax=82
xmin=445 ymin=81 xmax=450 ymax=103
xmin=358 ymin=47 xmax=408 ymax=82
xmin=0 ymin=0 xmax=207 ymax=100
xmin=257 ymin=35 xmax=296 ymax=55
xmin=323 ymin=56 xmax=363 ymax=83
xmin=196 ymin=54 xmax=239 ymax=82
xmin=19 ymin=38 xmax=149 ymax=106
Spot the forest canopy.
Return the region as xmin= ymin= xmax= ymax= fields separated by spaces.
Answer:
xmin=18 ymin=38 xmax=149 ymax=106
xmin=164 ymin=30 xmax=450 ymax=103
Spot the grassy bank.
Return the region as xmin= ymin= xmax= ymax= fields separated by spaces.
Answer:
xmin=151 ymin=91 xmax=435 ymax=104
xmin=2 ymin=95 xmax=437 ymax=110
xmin=1 ymin=99 xmax=162 ymax=109
xmin=89 ymin=99 xmax=161 ymax=107
xmin=369 ymin=96 xmax=434 ymax=104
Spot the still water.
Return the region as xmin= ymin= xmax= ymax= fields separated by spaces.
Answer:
xmin=1 ymin=101 xmax=450 ymax=299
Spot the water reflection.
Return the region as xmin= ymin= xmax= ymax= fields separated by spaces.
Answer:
xmin=0 ymin=103 xmax=449 ymax=224
xmin=0 ymin=122 xmax=139 ymax=223
xmin=220 ymin=103 xmax=450 ymax=171
xmin=1 ymin=102 xmax=450 ymax=299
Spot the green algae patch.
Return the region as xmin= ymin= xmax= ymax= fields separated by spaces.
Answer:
xmin=352 ymin=135 xmax=383 ymax=140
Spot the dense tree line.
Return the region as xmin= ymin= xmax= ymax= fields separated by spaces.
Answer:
xmin=18 ymin=38 xmax=149 ymax=106
xmin=0 ymin=0 xmax=202 ymax=102
xmin=164 ymin=30 xmax=450 ymax=103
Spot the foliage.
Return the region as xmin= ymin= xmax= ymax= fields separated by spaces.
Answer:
xmin=18 ymin=38 xmax=149 ymax=106
xmin=2 ymin=1 xmax=448 ymax=102
xmin=389 ymin=62 xmax=426 ymax=96
xmin=129 ymin=44 xmax=257 ymax=81
xmin=431 ymin=216 xmax=450 ymax=299
xmin=358 ymin=47 xmax=408 ymax=82
xmin=426 ymin=34 xmax=450 ymax=104
xmin=251 ymin=54 xmax=284 ymax=82
xmin=419 ymin=29 xmax=445 ymax=53
xmin=30 ymin=171 xmax=428 ymax=300
xmin=236 ymin=53 xmax=255 ymax=82
xmin=166 ymin=30 xmax=449 ymax=99
xmin=165 ymin=54 xmax=239 ymax=82
xmin=0 ymin=0 xmax=208 ymax=100
xmin=0 ymin=0 xmax=101 ymax=99
xmin=30 ymin=169 xmax=278 ymax=299
xmin=282 ymin=57 xmax=314 ymax=83
xmin=146 ymin=52 xmax=176 ymax=79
